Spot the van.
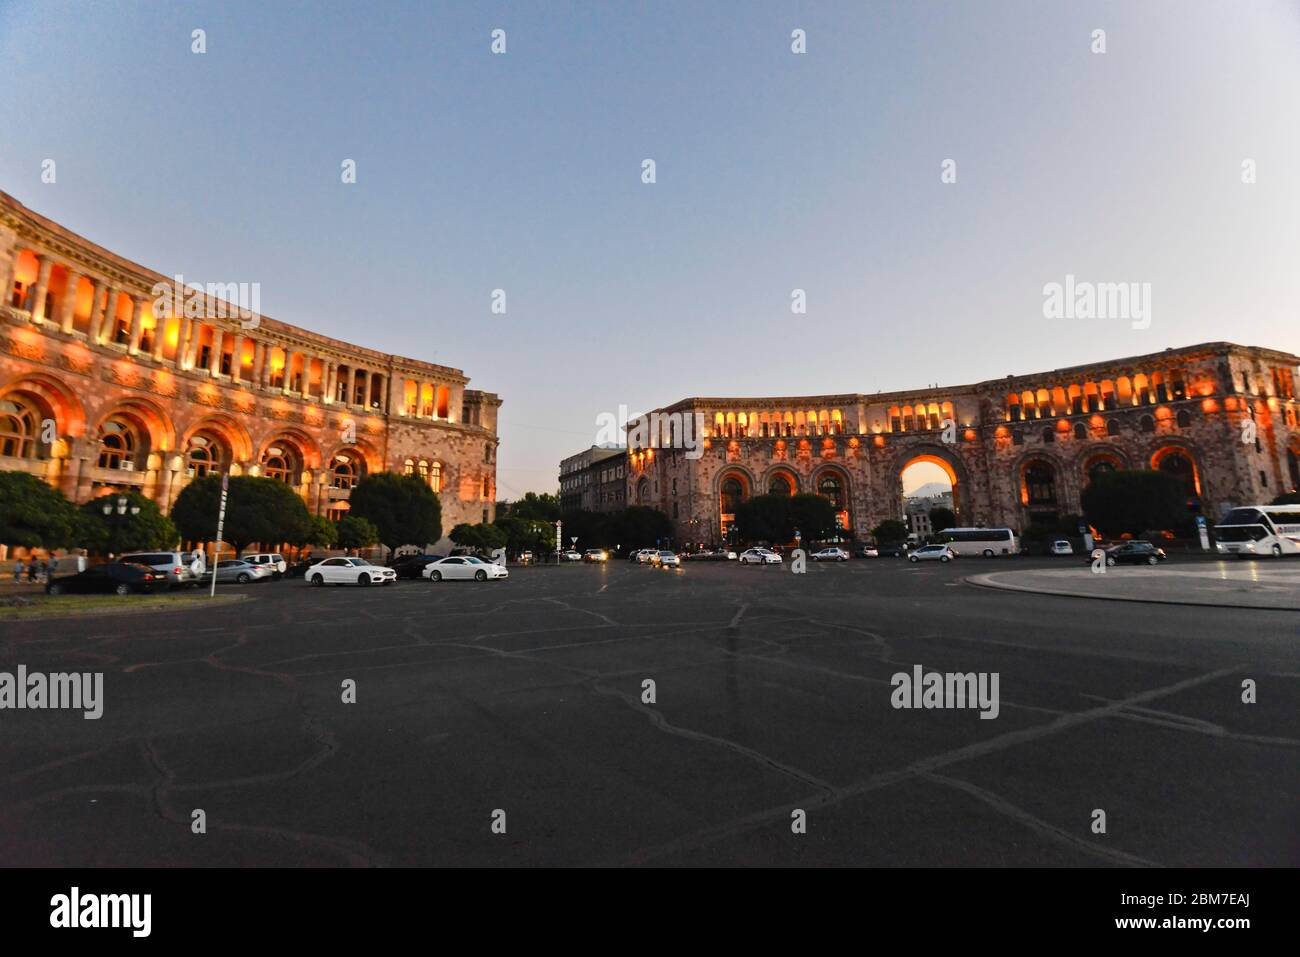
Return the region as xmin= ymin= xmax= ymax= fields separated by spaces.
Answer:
xmin=243 ymin=553 xmax=288 ymax=578
xmin=117 ymin=551 xmax=202 ymax=587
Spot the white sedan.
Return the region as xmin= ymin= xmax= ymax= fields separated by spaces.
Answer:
xmin=652 ymin=550 xmax=681 ymax=567
xmin=307 ymin=557 xmax=397 ymax=586
xmin=909 ymin=544 xmax=955 ymax=563
xmin=423 ymin=556 xmax=509 ymax=582
xmin=738 ymin=548 xmax=782 ymax=565
xmin=811 ymin=547 xmax=849 ymax=562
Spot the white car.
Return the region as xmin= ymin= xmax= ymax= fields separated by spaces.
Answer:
xmin=811 ymin=547 xmax=849 ymax=562
xmin=307 ymin=557 xmax=397 ymax=586
xmin=423 ymin=556 xmax=509 ymax=582
xmin=562 ymin=550 xmax=582 ymax=562
xmin=636 ymin=548 xmax=657 ymax=564
xmin=243 ymin=552 xmax=288 ymax=578
xmin=652 ymin=550 xmax=680 ymax=567
xmin=909 ymin=544 xmax=955 ymax=563
xmin=1049 ymin=540 xmax=1074 ymax=556
xmin=738 ymin=548 xmax=782 ymax=565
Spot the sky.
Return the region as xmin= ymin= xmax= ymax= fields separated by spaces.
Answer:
xmin=2 ymin=0 xmax=1298 ymax=500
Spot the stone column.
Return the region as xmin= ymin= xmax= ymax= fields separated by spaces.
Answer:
xmin=209 ymin=327 xmax=225 ymax=376
xmin=0 ymin=246 xmax=15 ymax=308
xmin=347 ymin=367 xmax=359 ymax=406
xmin=302 ymin=355 xmax=315 ymax=399
xmin=281 ymin=350 xmax=296 ymax=394
xmin=252 ymin=340 xmax=265 ymax=387
xmin=59 ymin=270 xmax=82 ymax=333
xmin=175 ymin=316 xmax=192 ymax=368
xmin=229 ymin=334 xmax=244 ymax=383
xmin=152 ymin=313 xmax=167 ymax=361
xmin=324 ymin=361 xmax=337 ymax=403
xmin=88 ymin=280 xmax=109 ymax=343
xmin=127 ymin=296 xmax=145 ymax=353
xmin=30 ymin=256 xmax=53 ymax=322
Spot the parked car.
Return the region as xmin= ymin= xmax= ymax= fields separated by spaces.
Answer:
xmin=422 ymin=556 xmax=509 ymax=582
xmin=307 ymin=557 xmax=398 ymax=586
xmin=738 ymin=548 xmax=782 ymax=565
xmin=583 ymin=549 xmax=608 ymax=563
xmin=561 ymin=550 xmax=582 ymax=562
xmin=519 ymin=551 xmax=535 ymax=565
xmin=213 ymin=559 xmax=272 ymax=584
xmin=284 ymin=559 xmax=314 ymax=579
xmin=1088 ymin=541 xmax=1167 ymax=566
xmin=856 ymin=544 xmax=880 ymax=558
xmin=1048 ymin=540 xmax=1074 ymax=556
xmin=46 ymin=561 xmax=162 ymax=596
xmin=242 ymin=552 xmax=288 ymax=579
xmin=652 ymin=550 xmax=681 ymax=567
xmin=635 ymin=548 xmax=657 ymax=564
xmin=909 ymin=544 xmax=955 ymax=563
xmin=117 ymin=551 xmax=202 ymax=587
xmin=389 ymin=554 xmax=442 ymax=579
xmin=877 ymin=544 xmax=909 ymax=558
xmin=811 ymin=547 xmax=850 ymax=562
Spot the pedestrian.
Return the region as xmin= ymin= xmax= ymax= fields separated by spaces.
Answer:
xmin=49 ymin=556 xmax=59 ymax=577
xmin=39 ymin=559 xmax=49 ymax=582
xmin=26 ymin=560 xmax=37 ymax=583
xmin=13 ymin=559 xmax=24 ymax=583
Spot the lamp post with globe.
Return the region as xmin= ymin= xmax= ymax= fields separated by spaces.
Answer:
xmin=101 ymin=495 xmax=141 ymax=559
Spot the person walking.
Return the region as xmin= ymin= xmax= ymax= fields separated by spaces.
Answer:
xmin=13 ymin=559 xmax=25 ymax=583
xmin=26 ymin=560 xmax=37 ymax=583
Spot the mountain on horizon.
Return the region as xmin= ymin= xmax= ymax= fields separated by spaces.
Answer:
xmin=904 ymin=481 xmax=953 ymax=500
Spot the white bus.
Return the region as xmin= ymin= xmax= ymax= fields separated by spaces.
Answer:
xmin=1213 ymin=505 xmax=1300 ymax=558
xmin=934 ymin=527 xmax=1019 ymax=557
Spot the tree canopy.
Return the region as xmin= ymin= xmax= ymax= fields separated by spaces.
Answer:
xmin=450 ymin=522 xmax=507 ymax=552
xmin=734 ymin=493 xmax=836 ymax=545
xmin=0 ymin=471 xmax=78 ymax=549
xmin=1081 ymin=469 xmax=1188 ymax=537
xmin=346 ymin=472 xmax=442 ymax=555
xmin=78 ymin=490 xmax=177 ymax=555
xmin=171 ymin=474 xmax=314 ymax=555
xmin=335 ymin=515 xmax=378 ymax=553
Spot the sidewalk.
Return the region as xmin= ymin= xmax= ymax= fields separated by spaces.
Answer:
xmin=968 ymin=561 xmax=1300 ymax=611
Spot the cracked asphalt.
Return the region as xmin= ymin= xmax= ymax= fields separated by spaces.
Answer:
xmin=1 ymin=557 xmax=1297 ymax=866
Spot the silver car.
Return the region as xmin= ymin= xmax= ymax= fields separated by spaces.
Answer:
xmin=118 ymin=551 xmax=203 ymax=587
xmin=213 ymin=559 xmax=271 ymax=584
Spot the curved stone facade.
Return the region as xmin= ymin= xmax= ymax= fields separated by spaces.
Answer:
xmin=628 ymin=343 xmax=1300 ymax=545
xmin=0 ymin=192 xmax=500 ymax=549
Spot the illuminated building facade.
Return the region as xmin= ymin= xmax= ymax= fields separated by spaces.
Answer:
xmin=0 ymin=192 xmax=500 ymax=549
xmin=626 ymin=343 xmax=1300 ymax=546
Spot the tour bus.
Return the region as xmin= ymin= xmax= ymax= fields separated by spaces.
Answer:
xmin=934 ymin=527 xmax=1019 ymax=557
xmin=1212 ymin=505 xmax=1300 ymax=558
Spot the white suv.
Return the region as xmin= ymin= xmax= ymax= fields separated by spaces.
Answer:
xmin=243 ymin=553 xmax=288 ymax=579
xmin=738 ymin=548 xmax=782 ymax=565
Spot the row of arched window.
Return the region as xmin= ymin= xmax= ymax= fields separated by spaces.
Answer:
xmin=710 ymin=409 xmax=846 ymax=438
xmin=1007 ymin=370 xmax=1189 ymax=420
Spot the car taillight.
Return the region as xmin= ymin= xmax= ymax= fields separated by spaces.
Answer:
xmin=174 ymin=567 xmax=183 ymax=575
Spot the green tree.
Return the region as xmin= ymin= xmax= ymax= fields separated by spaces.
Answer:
xmin=450 ymin=522 xmax=507 ymax=552
xmin=335 ymin=515 xmax=379 ymax=553
xmin=610 ymin=506 xmax=672 ymax=549
xmin=1081 ymin=470 xmax=1188 ymax=538
xmin=872 ymin=519 xmax=909 ymax=545
xmin=171 ymin=475 xmax=314 ymax=556
xmin=493 ymin=515 xmax=554 ymax=555
xmin=347 ymin=472 xmax=442 ymax=557
xmin=1270 ymin=491 xmax=1300 ymax=506
xmin=303 ymin=515 xmax=338 ymax=549
xmin=929 ymin=507 xmax=956 ymax=534
xmin=500 ymin=491 xmax=561 ymax=523
xmin=77 ymin=490 xmax=177 ymax=555
xmin=734 ymin=493 xmax=835 ymax=545
xmin=0 ymin=471 xmax=78 ymax=550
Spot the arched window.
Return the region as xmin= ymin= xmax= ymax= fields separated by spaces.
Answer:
xmin=1024 ymin=463 xmax=1057 ymax=506
xmin=186 ymin=431 xmax=229 ymax=478
xmin=429 ymin=462 xmax=443 ymax=493
xmin=720 ymin=477 xmax=745 ymax=514
xmin=1140 ymin=415 xmax=1155 ymax=433
xmin=330 ymin=454 xmax=361 ymax=490
xmin=1042 ymin=427 xmax=1055 ymax=444
xmin=769 ymin=474 xmax=792 ymax=496
xmin=817 ymin=474 xmax=845 ymax=511
xmin=1157 ymin=450 xmax=1198 ymax=498
xmin=0 ymin=398 xmax=41 ymax=459
xmin=97 ymin=420 xmax=138 ymax=470
xmin=1086 ymin=456 xmax=1119 ymax=485
xmin=1107 ymin=419 xmax=1120 ymax=436
xmin=1176 ymin=409 xmax=1191 ymax=428
xmin=403 ymin=458 xmax=415 ymax=476
xmin=1073 ymin=422 xmax=1087 ymax=440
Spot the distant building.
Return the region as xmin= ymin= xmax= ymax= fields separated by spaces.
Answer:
xmin=905 ymin=504 xmax=933 ymax=541
xmin=559 ymin=445 xmax=626 ymax=513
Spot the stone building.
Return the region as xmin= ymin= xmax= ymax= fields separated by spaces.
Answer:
xmin=624 ymin=342 xmax=1300 ymax=547
xmin=0 ymin=192 xmax=500 ymax=550
xmin=559 ymin=445 xmax=626 ymax=513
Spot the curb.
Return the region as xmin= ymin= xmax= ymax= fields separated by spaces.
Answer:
xmin=964 ymin=572 xmax=1300 ymax=612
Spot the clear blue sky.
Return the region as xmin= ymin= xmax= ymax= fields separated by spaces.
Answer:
xmin=2 ymin=0 xmax=1297 ymax=499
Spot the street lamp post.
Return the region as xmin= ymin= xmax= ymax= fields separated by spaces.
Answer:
xmin=101 ymin=495 xmax=140 ymax=558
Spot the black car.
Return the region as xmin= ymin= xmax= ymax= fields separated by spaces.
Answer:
xmin=46 ymin=561 xmax=161 ymax=596
xmin=389 ymin=554 xmax=443 ymax=579
xmin=1086 ymin=540 xmax=1167 ymax=566
xmin=877 ymin=544 xmax=909 ymax=558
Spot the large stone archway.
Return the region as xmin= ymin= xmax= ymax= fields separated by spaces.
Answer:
xmin=888 ymin=444 xmax=970 ymax=521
